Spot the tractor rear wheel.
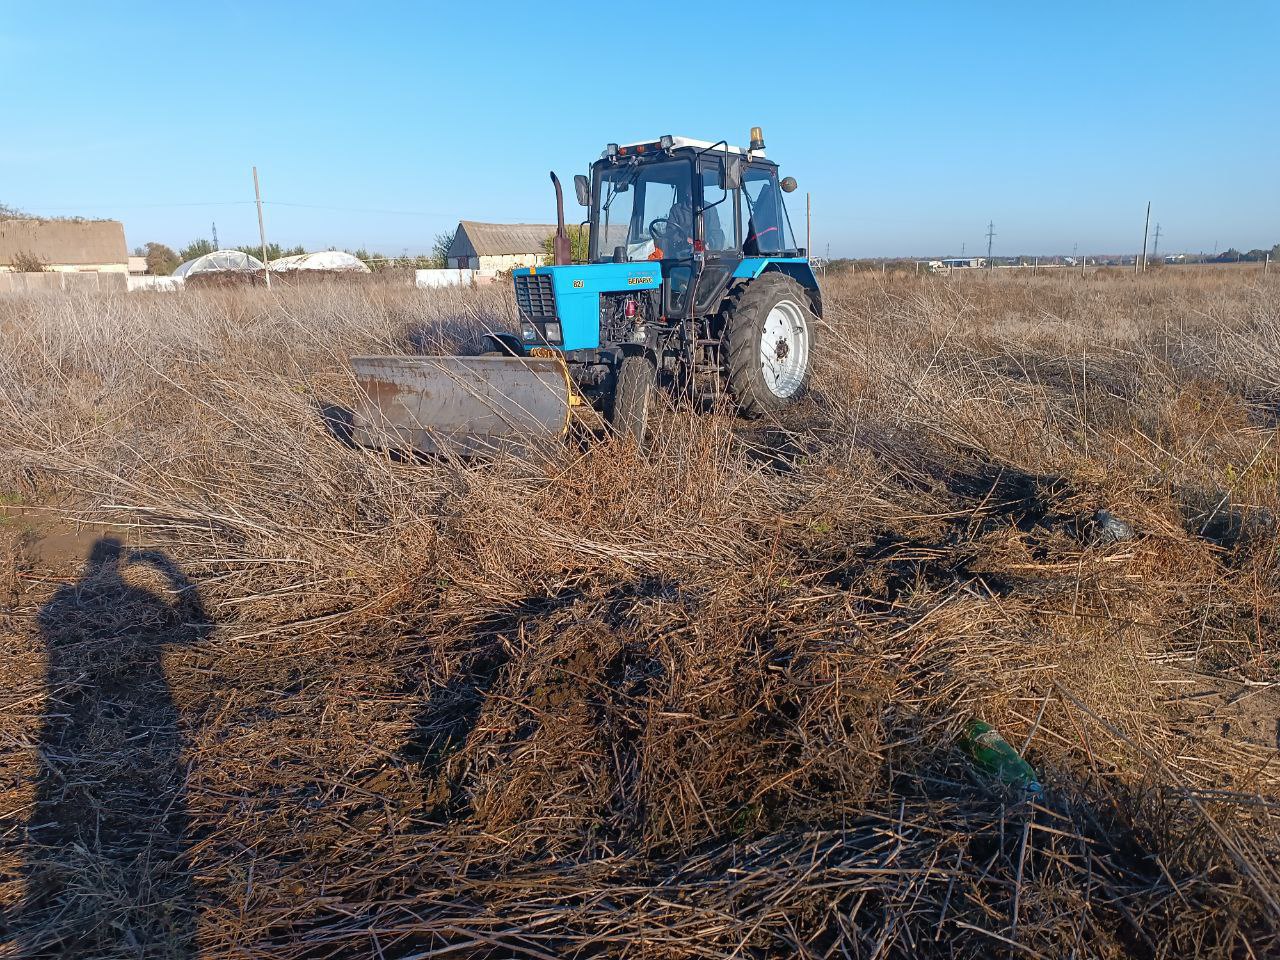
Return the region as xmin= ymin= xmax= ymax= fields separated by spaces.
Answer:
xmin=723 ymin=273 xmax=816 ymax=418
xmin=610 ymin=354 xmax=656 ymax=443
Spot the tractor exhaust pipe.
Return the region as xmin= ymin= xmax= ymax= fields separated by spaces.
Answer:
xmin=550 ymin=171 xmax=571 ymax=266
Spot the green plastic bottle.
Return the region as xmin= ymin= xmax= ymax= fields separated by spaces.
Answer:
xmin=961 ymin=720 xmax=1042 ymax=797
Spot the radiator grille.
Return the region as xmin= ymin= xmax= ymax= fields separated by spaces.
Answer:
xmin=514 ymin=272 xmax=556 ymax=318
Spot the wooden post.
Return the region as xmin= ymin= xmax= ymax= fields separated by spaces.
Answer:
xmin=253 ymin=165 xmax=271 ymax=290
xmin=805 ymin=191 xmax=811 ymax=256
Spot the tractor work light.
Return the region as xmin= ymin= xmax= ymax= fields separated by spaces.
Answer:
xmin=606 ymin=142 xmax=619 ymax=157
xmin=659 ymin=134 xmax=674 ymax=151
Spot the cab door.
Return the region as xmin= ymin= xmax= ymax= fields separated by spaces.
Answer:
xmin=687 ymin=157 xmax=741 ymax=318
xmin=670 ymin=158 xmax=742 ymax=320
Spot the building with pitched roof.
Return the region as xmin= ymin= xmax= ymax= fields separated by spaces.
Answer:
xmin=0 ymin=219 xmax=128 ymax=273
xmin=445 ymin=221 xmax=556 ymax=272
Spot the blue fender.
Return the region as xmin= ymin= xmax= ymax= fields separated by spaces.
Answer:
xmin=732 ymin=257 xmax=822 ymax=315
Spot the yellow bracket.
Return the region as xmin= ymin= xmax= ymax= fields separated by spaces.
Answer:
xmin=529 ymin=346 xmax=583 ymax=407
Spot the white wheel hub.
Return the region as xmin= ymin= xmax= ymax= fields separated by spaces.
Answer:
xmin=759 ymin=298 xmax=810 ymax=398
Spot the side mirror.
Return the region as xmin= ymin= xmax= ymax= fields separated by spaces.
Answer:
xmin=780 ymin=176 xmax=798 ymax=193
xmin=722 ymin=156 xmax=743 ymax=191
xmin=574 ymin=174 xmax=590 ymax=207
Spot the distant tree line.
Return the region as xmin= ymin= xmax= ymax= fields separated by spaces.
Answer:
xmin=1206 ymin=244 xmax=1280 ymax=263
xmin=542 ymin=225 xmax=591 ymax=263
xmin=233 ymin=243 xmax=308 ymax=262
xmin=349 ymin=231 xmax=455 ymax=272
xmin=1 ymin=202 xmax=99 ymax=223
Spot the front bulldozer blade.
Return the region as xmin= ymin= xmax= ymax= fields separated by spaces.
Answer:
xmin=350 ymin=355 xmax=574 ymax=456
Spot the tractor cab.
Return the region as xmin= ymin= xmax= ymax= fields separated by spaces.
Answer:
xmin=576 ymin=132 xmax=805 ymax=320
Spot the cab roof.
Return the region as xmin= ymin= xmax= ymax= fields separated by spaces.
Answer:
xmin=606 ymin=136 xmax=765 ymax=159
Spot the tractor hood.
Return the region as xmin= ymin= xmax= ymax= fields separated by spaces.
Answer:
xmin=514 ymin=263 xmax=661 ymax=352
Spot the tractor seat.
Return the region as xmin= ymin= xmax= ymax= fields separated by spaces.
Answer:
xmin=704 ymin=206 xmax=726 ymax=250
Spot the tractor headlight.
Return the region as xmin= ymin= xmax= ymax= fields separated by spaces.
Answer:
xmin=520 ymin=319 xmax=562 ymax=344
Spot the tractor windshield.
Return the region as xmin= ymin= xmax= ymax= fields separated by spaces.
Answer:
xmin=592 ymin=159 xmax=693 ymax=262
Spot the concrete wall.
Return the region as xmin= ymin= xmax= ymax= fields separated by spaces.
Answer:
xmin=415 ymin=269 xmax=503 ymax=288
xmin=415 ymin=268 xmax=475 ymax=288
xmin=0 ymin=271 xmax=128 ymax=295
xmin=127 ymin=275 xmax=184 ymax=292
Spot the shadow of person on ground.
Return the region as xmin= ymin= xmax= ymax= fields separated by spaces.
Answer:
xmin=10 ymin=537 xmax=211 ymax=958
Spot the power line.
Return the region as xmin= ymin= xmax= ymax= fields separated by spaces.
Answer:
xmin=13 ymin=200 xmax=255 ymax=210
xmin=264 ymin=201 xmax=458 ymax=217
xmin=1152 ymin=222 xmax=1161 ymax=258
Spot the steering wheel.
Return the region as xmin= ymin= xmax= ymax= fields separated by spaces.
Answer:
xmin=647 ymin=217 xmax=672 ymax=243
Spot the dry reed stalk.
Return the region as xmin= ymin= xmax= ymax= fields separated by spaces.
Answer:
xmin=0 ymin=268 xmax=1277 ymax=957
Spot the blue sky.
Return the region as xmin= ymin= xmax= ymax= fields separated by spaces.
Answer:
xmin=2 ymin=1 xmax=1276 ymax=257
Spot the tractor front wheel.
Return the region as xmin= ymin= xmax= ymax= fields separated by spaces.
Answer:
xmin=724 ymin=273 xmax=816 ymax=418
xmin=610 ymin=354 xmax=656 ymax=443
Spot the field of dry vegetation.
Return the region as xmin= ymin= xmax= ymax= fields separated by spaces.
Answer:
xmin=1 ymin=266 xmax=1279 ymax=958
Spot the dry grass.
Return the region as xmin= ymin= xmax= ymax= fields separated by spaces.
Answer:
xmin=1 ymin=267 xmax=1278 ymax=958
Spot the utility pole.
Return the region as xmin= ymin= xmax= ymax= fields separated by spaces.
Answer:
xmin=211 ymin=221 xmax=219 ymax=250
xmin=985 ymin=221 xmax=995 ymax=272
xmin=961 ymin=241 xmax=966 ymax=259
xmin=253 ymin=165 xmax=270 ymax=290
xmin=1152 ymin=222 xmax=1161 ymax=260
xmin=1137 ymin=201 xmax=1151 ymax=273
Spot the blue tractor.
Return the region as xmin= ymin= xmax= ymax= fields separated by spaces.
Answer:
xmin=352 ymin=128 xmax=820 ymax=453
